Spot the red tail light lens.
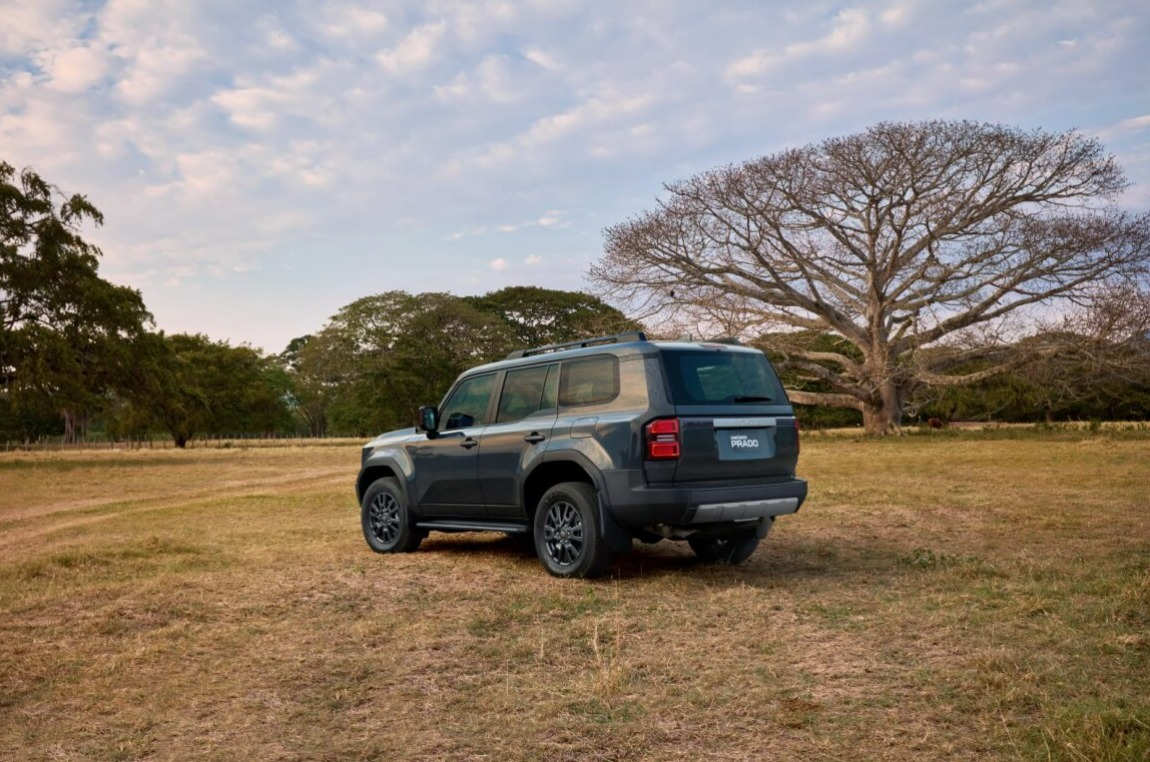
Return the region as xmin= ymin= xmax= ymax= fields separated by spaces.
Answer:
xmin=646 ymin=418 xmax=681 ymax=460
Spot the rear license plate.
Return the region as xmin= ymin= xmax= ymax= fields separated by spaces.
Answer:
xmin=716 ymin=428 xmax=774 ymax=460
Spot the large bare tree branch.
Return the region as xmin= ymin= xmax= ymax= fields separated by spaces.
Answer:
xmin=785 ymin=390 xmax=865 ymax=410
xmin=589 ymin=120 xmax=1150 ymax=434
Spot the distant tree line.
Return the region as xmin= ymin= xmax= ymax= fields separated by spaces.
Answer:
xmin=766 ymin=291 xmax=1150 ymax=429
xmin=6 ymin=120 xmax=1150 ymax=445
xmin=0 ymin=163 xmax=639 ymax=445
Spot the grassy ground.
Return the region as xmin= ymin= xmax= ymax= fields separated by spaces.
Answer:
xmin=1 ymin=432 xmax=1147 ymax=761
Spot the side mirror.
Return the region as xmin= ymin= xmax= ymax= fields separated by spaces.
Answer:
xmin=418 ymin=406 xmax=439 ymax=438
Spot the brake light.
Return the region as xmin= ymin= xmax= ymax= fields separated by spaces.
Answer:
xmin=646 ymin=418 xmax=681 ymax=460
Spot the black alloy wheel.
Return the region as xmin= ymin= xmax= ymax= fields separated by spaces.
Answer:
xmin=533 ymin=482 xmax=611 ymax=578
xmin=360 ymin=478 xmax=422 ymax=553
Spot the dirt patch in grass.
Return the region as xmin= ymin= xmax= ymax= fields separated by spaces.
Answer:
xmin=0 ymin=447 xmax=353 ymax=548
xmin=2 ymin=434 xmax=1148 ymax=760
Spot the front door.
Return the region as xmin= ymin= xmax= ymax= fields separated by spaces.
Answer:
xmin=413 ymin=372 xmax=497 ymax=518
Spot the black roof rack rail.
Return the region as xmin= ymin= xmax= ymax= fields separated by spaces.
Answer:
xmin=506 ymin=331 xmax=648 ymax=359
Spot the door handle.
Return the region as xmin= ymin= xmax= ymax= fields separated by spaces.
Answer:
xmin=523 ymin=432 xmax=546 ymax=444
xmin=460 ymin=437 xmax=479 ymax=449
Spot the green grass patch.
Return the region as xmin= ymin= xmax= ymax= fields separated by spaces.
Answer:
xmin=1022 ymin=703 xmax=1150 ymax=762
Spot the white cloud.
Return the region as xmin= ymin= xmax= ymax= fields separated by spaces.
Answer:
xmin=434 ymin=54 xmax=523 ymax=104
xmin=0 ymin=95 xmax=83 ymax=165
xmin=0 ymin=0 xmax=82 ymax=57
xmin=1100 ymin=114 xmax=1150 ymax=139
xmin=42 ymin=45 xmax=112 ymax=93
xmin=113 ymin=38 xmax=209 ymax=106
xmin=443 ymin=0 xmax=521 ymax=44
xmin=268 ymin=152 xmax=336 ymax=190
xmin=318 ymin=5 xmax=389 ymax=40
xmin=465 ymin=88 xmax=656 ymax=170
xmin=2 ymin=0 xmax=1148 ymax=352
xmin=445 ymin=211 xmax=568 ymax=240
xmin=726 ymin=7 xmax=874 ymax=82
xmin=172 ymin=150 xmax=240 ymax=199
xmin=823 ymin=8 xmax=872 ymax=51
xmin=377 ymin=21 xmax=446 ymax=75
xmin=261 ymin=22 xmax=299 ymax=53
xmin=212 ymin=86 xmax=278 ymax=131
xmin=523 ymin=47 xmax=560 ymax=71
xmin=880 ymin=0 xmax=919 ymax=27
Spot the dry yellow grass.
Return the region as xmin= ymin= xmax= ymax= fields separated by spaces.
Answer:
xmin=1 ymin=432 xmax=1148 ymax=760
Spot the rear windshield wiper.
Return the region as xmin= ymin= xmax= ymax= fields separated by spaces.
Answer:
xmin=733 ymin=395 xmax=772 ymax=403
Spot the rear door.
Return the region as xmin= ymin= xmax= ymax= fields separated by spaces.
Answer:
xmin=658 ymin=348 xmax=800 ymax=484
xmin=478 ymin=363 xmax=559 ymax=518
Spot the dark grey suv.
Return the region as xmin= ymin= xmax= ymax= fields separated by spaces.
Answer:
xmin=356 ymin=332 xmax=807 ymax=578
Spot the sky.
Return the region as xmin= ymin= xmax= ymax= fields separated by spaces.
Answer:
xmin=2 ymin=0 xmax=1149 ymax=353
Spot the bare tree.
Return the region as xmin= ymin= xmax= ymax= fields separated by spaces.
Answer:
xmin=590 ymin=121 xmax=1150 ymax=433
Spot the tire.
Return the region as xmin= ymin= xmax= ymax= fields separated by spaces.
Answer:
xmin=688 ymin=530 xmax=760 ymax=565
xmin=361 ymin=478 xmax=422 ymax=553
xmin=533 ymin=482 xmax=612 ymax=579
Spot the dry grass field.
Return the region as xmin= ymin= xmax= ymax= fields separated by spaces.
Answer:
xmin=1 ymin=432 xmax=1148 ymax=761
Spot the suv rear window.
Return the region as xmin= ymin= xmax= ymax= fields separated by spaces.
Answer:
xmin=661 ymin=349 xmax=784 ymax=405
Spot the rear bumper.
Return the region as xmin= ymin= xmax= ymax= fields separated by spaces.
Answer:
xmin=693 ymin=496 xmax=800 ymax=522
xmin=600 ymin=470 xmax=808 ymax=528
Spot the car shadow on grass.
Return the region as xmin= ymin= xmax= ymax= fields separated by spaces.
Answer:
xmin=413 ymin=531 xmax=920 ymax=585
xmin=609 ymin=536 xmax=905 ymax=583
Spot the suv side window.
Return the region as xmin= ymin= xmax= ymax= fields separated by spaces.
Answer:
xmin=541 ymin=364 xmax=559 ymax=409
xmin=441 ymin=373 xmax=496 ymax=430
xmin=496 ymin=364 xmax=556 ymax=423
xmin=558 ymin=356 xmax=619 ymax=407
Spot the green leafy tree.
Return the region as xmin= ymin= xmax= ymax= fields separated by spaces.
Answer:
xmin=297 ymin=287 xmax=647 ymax=436
xmin=384 ymin=294 xmax=518 ymax=422
xmin=128 ymin=333 xmax=292 ymax=447
xmin=295 ymin=292 xmax=516 ymax=436
xmin=1 ymin=160 xmax=151 ymax=441
xmin=466 ymin=286 xmax=642 ymax=348
xmin=279 ymin=335 xmax=332 ymax=437
xmin=591 ymin=121 xmax=1150 ymax=434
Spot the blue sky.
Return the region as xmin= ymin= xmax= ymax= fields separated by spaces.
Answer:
xmin=3 ymin=0 xmax=1149 ymax=352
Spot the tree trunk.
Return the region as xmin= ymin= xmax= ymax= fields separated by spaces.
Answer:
xmin=310 ymin=408 xmax=327 ymax=438
xmin=63 ymin=410 xmax=75 ymax=444
xmin=861 ymin=378 xmax=904 ymax=435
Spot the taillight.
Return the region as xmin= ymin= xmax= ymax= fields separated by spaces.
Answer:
xmin=646 ymin=418 xmax=681 ymax=460
xmin=795 ymin=416 xmax=801 ymax=455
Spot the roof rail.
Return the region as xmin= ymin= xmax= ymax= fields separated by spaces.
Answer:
xmin=506 ymin=331 xmax=648 ymax=359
